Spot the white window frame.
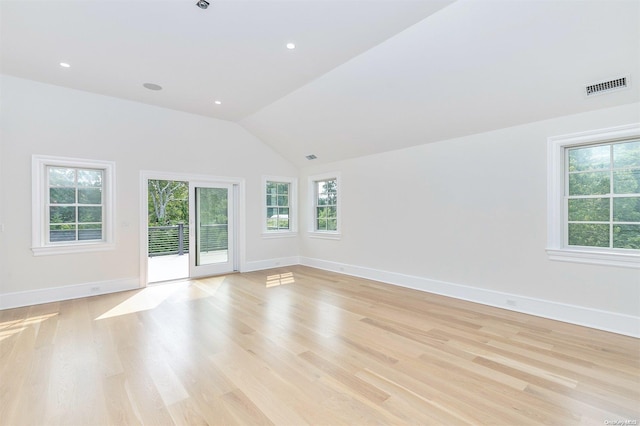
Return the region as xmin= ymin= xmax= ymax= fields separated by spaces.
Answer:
xmin=308 ymin=172 xmax=341 ymax=240
xmin=262 ymin=175 xmax=297 ymax=238
xmin=546 ymin=123 xmax=640 ymax=268
xmin=32 ymin=155 xmax=116 ymax=256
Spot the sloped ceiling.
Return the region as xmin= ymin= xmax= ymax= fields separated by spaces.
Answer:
xmin=2 ymin=0 xmax=639 ymax=167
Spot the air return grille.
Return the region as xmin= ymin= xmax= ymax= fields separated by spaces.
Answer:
xmin=585 ymin=77 xmax=628 ymax=96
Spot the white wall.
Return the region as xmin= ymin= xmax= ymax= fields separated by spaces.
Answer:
xmin=299 ymin=103 xmax=640 ymax=336
xmin=0 ymin=75 xmax=299 ymax=302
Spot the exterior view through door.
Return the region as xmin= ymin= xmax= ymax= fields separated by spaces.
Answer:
xmin=190 ymin=182 xmax=234 ymax=278
xmin=147 ymin=178 xmax=235 ymax=283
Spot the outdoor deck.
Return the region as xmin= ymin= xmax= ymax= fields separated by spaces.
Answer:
xmin=148 ymin=250 xmax=228 ymax=283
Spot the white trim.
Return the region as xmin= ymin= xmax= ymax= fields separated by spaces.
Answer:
xmin=32 ymin=155 xmax=116 ymax=256
xmin=0 ymin=277 xmax=140 ymax=310
xmin=308 ymin=171 xmax=341 ymax=238
xmin=308 ymin=231 xmax=342 ymax=240
xmin=546 ymin=248 xmax=639 ymax=269
xmin=300 ymin=257 xmax=640 ymax=338
xmin=547 ymin=123 xmax=640 ymax=268
xmin=242 ymin=256 xmax=301 ymax=272
xmin=262 ymin=175 xmax=298 ymax=236
xmin=261 ymin=232 xmax=298 ymax=239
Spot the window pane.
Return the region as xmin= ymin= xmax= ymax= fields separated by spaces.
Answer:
xmin=327 ymin=219 xmax=337 ymax=231
xmin=568 ymin=172 xmax=610 ymax=196
xmin=317 ymin=207 xmax=328 ymax=219
xmin=77 ymin=169 xmax=102 ymax=187
xmin=78 ymin=206 xmax=102 ymax=222
xmin=317 ymin=218 xmax=327 ymax=230
xmin=50 ymin=224 xmax=76 ymax=242
xmin=49 ymin=167 xmax=75 ymax=186
xmin=78 ymin=188 xmax=102 ymax=204
xmin=613 ymin=225 xmax=640 ymax=249
xmin=279 ymin=219 xmax=289 ymax=229
xmin=50 ymin=206 xmax=76 ymax=223
xmin=613 ymin=141 xmax=640 ymax=169
xmin=613 ymin=170 xmax=640 ymax=194
xmin=78 ymin=224 xmax=102 ymax=241
xmin=568 ymin=198 xmax=609 ymax=222
xmin=266 ymin=194 xmax=275 ymax=206
xmin=277 ymin=195 xmax=288 ymax=207
xmin=613 ymin=197 xmax=640 ymax=222
xmin=568 ymin=145 xmax=610 ymax=171
xmin=326 ymin=206 xmax=337 ymax=219
xmin=277 ymin=183 xmax=289 ymax=195
xmin=267 ymin=182 xmax=277 ymax=195
xmin=568 ymin=223 xmax=609 ymax=247
xmin=50 ymin=187 xmax=75 ymax=204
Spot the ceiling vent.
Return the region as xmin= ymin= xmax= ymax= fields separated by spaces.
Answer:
xmin=585 ymin=76 xmax=628 ymax=97
xmin=305 ymin=154 xmax=317 ymax=160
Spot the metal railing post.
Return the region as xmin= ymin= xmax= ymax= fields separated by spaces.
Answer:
xmin=178 ymin=223 xmax=184 ymax=255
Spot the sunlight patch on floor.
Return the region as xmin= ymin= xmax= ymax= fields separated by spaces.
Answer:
xmin=266 ymin=272 xmax=295 ymax=288
xmin=0 ymin=312 xmax=58 ymax=342
xmin=95 ymin=282 xmax=187 ymax=320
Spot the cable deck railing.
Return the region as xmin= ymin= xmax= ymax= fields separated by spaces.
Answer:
xmin=148 ymin=223 xmax=227 ymax=257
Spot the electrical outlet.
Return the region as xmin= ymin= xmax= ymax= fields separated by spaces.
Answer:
xmin=90 ymin=286 xmax=101 ymax=293
xmin=506 ymin=299 xmax=517 ymax=307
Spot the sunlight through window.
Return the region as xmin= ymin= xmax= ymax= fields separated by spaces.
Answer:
xmin=0 ymin=313 xmax=58 ymax=342
xmin=266 ymin=272 xmax=295 ymax=288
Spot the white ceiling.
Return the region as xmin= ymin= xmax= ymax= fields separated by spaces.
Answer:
xmin=2 ymin=0 xmax=639 ymax=167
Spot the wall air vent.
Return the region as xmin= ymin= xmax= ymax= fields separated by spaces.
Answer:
xmin=305 ymin=154 xmax=317 ymax=160
xmin=585 ymin=76 xmax=628 ymax=97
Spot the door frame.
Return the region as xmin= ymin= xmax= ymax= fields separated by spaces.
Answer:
xmin=139 ymin=170 xmax=245 ymax=287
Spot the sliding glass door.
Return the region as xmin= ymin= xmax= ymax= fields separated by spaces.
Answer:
xmin=189 ymin=182 xmax=235 ymax=277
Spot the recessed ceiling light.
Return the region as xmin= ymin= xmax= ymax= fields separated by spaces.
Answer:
xmin=214 ymin=100 xmax=222 ymax=105
xmin=286 ymin=43 xmax=296 ymax=50
xmin=59 ymin=62 xmax=70 ymax=68
xmin=143 ymin=83 xmax=162 ymax=91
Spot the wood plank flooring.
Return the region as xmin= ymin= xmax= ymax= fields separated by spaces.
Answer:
xmin=1 ymin=265 xmax=638 ymax=425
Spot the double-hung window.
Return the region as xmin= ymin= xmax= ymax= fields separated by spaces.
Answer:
xmin=32 ymin=155 xmax=115 ymax=255
xmin=547 ymin=124 xmax=640 ymax=268
xmin=263 ymin=176 xmax=296 ymax=236
xmin=309 ymin=172 xmax=341 ymax=238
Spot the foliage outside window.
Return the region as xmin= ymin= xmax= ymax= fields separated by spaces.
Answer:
xmin=315 ymin=178 xmax=338 ymax=232
xmin=148 ymin=180 xmax=188 ymax=226
xmin=266 ymin=181 xmax=290 ymax=231
xmin=547 ymin=124 xmax=640 ymax=268
xmin=262 ymin=176 xmax=296 ymax=236
xmin=32 ymin=155 xmax=115 ymax=256
xmin=566 ymin=141 xmax=640 ymax=250
xmin=48 ymin=167 xmax=104 ymax=243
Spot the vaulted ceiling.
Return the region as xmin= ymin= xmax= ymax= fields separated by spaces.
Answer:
xmin=2 ymin=0 xmax=639 ymax=166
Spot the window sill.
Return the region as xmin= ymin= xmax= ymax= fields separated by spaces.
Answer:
xmin=308 ymin=231 xmax=342 ymax=240
xmin=261 ymin=231 xmax=298 ymax=239
xmin=546 ymin=248 xmax=640 ymax=269
xmin=32 ymin=242 xmax=115 ymax=256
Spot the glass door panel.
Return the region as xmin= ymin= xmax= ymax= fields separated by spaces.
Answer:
xmin=189 ymin=182 xmax=234 ymax=277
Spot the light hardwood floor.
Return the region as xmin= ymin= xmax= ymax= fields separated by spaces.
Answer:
xmin=1 ymin=266 xmax=639 ymax=425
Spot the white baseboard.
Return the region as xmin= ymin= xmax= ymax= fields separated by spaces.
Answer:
xmin=0 ymin=277 xmax=140 ymax=310
xmin=300 ymin=257 xmax=640 ymax=338
xmin=242 ymin=256 xmax=301 ymax=273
